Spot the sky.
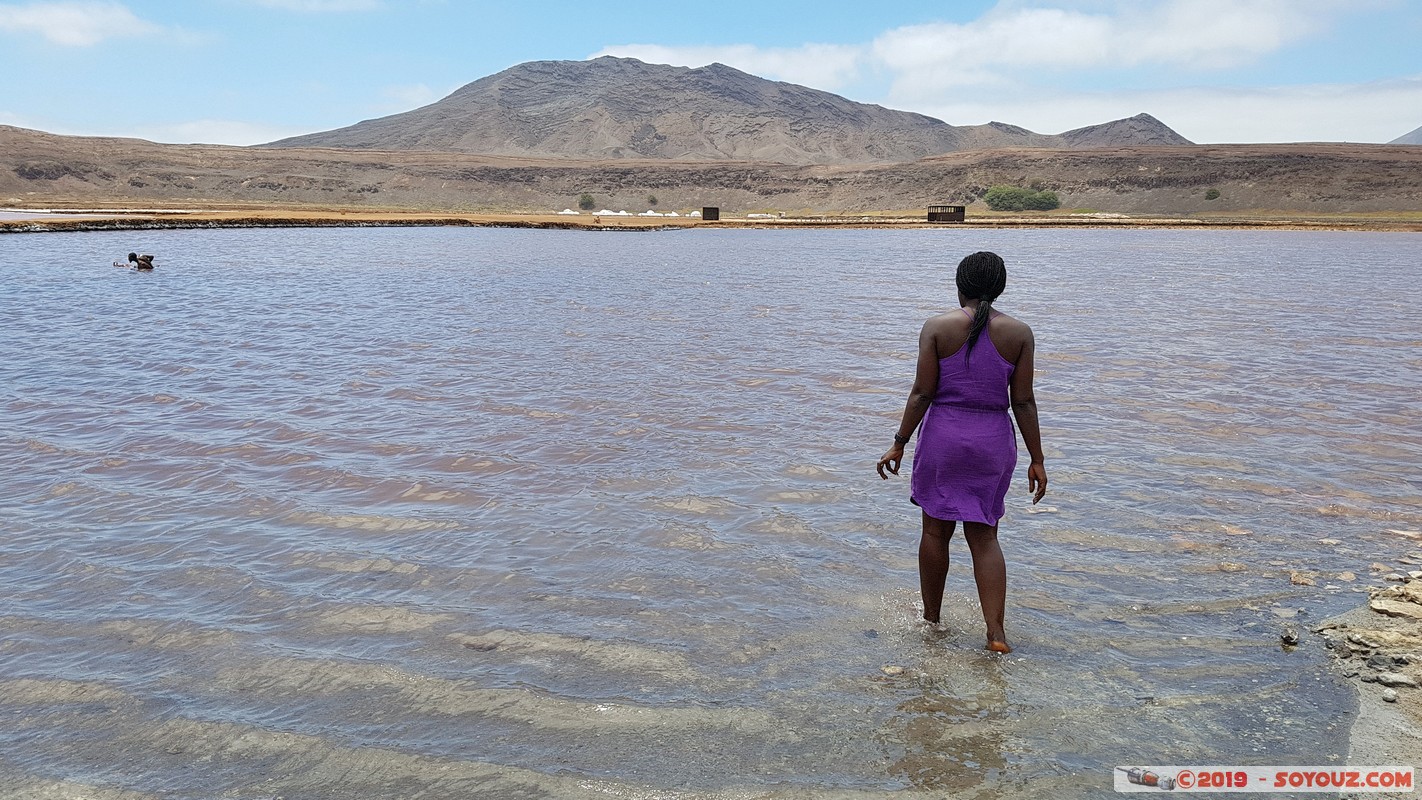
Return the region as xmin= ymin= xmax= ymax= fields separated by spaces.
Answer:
xmin=0 ymin=0 xmax=1418 ymax=146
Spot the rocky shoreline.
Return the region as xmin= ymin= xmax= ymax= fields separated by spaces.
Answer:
xmin=1318 ymin=566 xmax=1422 ymax=797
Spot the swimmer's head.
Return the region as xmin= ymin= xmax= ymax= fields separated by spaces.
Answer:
xmin=128 ymin=252 xmax=138 ymax=262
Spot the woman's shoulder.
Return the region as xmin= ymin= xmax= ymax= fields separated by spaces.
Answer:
xmin=925 ymin=308 xmax=969 ymax=326
xmin=922 ymin=310 xmax=968 ymax=337
xmin=988 ymin=311 xmax=1034 ymax=343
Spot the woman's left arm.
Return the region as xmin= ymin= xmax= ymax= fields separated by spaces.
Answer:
xmin=877 ymin=320 xmax=940 ymax=479
xmin=1009 ymin=326 xmax=1047 ymax=503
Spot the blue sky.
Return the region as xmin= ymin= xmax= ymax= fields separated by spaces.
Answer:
xmin=0 ymin=0 xmax=1418 ymax=146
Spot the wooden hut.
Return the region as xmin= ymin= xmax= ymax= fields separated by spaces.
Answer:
xmin=701 ymin=207 xmax=720 ymax=221
xmin=927 ymin=205 xmax=965 ymax=223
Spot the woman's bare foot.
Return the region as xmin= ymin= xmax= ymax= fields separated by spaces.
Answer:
xmin=986 ymin=632 xmax=1012 ymax=653
xmin=915 ymin=616 xmax=949 ymax=635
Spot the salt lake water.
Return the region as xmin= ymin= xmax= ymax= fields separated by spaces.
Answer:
xmin=1 ymin=226 xmax=1419 ymax=798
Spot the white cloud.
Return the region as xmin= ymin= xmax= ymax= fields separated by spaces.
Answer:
xmin=1119 ymin=0 xmax=1325 ymax=68
xmin=590 ymin=42 xmax=869 ymax=91
xmin=873 ymin=9 xmax=1112 ymax=79
xmin=0 ymin=111 xmax=309 ymax=144
xmin=592 ymin=1 xmax=1335 ymax=102
xmin=917 ymin=77 xmax=1422 ymax=144
xmin=0 ymin=1 xmax=159 ymax=46
xmin=0 ymin=110 xmax=35 ymax=128
xmin=245 ymin=0 xmax=380 ymax=10
xmin=1159 ymin=79 xmax=1422 ymax=143
xmin=876 ymin=0 xmax=1333 ymax=105
xmin=129 ymin=119 xmax=315 ymax=146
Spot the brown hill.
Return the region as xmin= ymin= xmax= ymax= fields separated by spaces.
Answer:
xmin=4 ymin=125 xmax=1421 ymax=216
xmin=264 ymin=57 xmax=1187 ymax=165
xmin=1059 ymin=113 xmax=1192 ymax=148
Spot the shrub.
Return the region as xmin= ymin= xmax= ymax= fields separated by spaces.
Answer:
xmin=983 ymin=185 xmax=1060 ymax=212
xmin=1024 ymin=190 xmax=1060 ymax=211
xmin=983 ymin=186 xmax=1027 ymax=211
xmin=1205 ymin=188 xmax=1221 ymax=200
xmin=646 ymin=193 xmax=658 ymax=207
xmin=578 ymin=193 xmax=595 ymax=210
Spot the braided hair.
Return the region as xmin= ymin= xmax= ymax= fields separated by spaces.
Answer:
xmin=955 ymin=251 xmax=1007 ymax=362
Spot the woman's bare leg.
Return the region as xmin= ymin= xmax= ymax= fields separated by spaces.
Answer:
xmin=963 ymin=521 xmax=1010 ymax=651
xmin=919 ymin=512 xmax=955 ymax=624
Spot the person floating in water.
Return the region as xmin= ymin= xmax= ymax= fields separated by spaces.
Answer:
xmin=127 ymin=252 xmax=155 ymax=270
xmin=877 ymin=251 xmax=1048 ymax=654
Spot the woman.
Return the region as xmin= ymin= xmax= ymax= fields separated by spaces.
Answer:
xmin=877 ymin=251 xmax=1047 ymax=653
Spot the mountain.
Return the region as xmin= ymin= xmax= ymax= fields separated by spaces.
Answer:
xmin=264 ymin=57 xmax=1190 ymax=165
xmin=1058 ymin=113 xmax=1191 ymax=148
xmin=1390 ymin=125 xmax=1422 ymax=145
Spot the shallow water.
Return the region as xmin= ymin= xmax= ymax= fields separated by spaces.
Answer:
xmin=1 ymin=226 xmax=1419 ymax=798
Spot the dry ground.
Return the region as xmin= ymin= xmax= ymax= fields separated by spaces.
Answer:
xmin=5 ymin=125 xmax=1422 ymax=220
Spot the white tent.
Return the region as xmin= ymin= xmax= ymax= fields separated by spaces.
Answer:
xmin=688 ymin=210 xmax=702 ymax=218
xmin=557 ymin=209 xmax=580 ymax=215
xmin=665 ymin=211 xmax=680 ymax=217
xmin=596 ymin=209 xmax=617 ymax=215
xmin=638 ymin=210 xmax=664 ymax=217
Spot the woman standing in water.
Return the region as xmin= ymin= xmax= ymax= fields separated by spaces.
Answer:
xmin=877 ymin=251 xmax=1047 ymax=653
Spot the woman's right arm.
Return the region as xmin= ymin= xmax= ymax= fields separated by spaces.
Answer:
xmin=877 ymin=320 xmax=940 ymax=479
xmin=1009 ymin=326 xmax=1048 ymax=503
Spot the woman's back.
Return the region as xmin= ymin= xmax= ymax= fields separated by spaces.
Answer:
xmin=932 ymin=309 xmax=1016 ymax=412
xmin=925 ymin=308 xmax=1031 ymax=369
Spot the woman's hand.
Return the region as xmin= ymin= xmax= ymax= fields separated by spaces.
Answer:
xmin=877 ymin=444 xmax=904 ymax=479
xmin=1027 ymin=462 xmax=1048 ymax=504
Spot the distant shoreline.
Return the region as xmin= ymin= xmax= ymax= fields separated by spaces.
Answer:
xmin=3 ymin=209 xmax=1421 ymax=234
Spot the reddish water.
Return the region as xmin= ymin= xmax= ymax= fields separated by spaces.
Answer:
xmin=1 ymin=227 xmax=1417 ymax=797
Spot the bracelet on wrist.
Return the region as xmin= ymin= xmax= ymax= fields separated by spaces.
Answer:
xmin=893 ymin=432 xmax=911 ymax=446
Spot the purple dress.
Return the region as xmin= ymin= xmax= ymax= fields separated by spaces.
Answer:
xmin=910 ymin=310 xmax=1018 ymax=525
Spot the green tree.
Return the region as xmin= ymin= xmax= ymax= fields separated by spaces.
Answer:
xmin=1205 ymin=188 xmax=1221 ymax=200
xmin=1024 ymin=190 xmax=1060 ymax=211
xmin=646 ymin=193 xmax=658 ymax=207
xmin=578 ymin=193 xmax=596 ymax=210
xmin=983 ymin=185 xmax=1029 ymax=211
xmin=983 ymin=184 xmax=1059 ymax=212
